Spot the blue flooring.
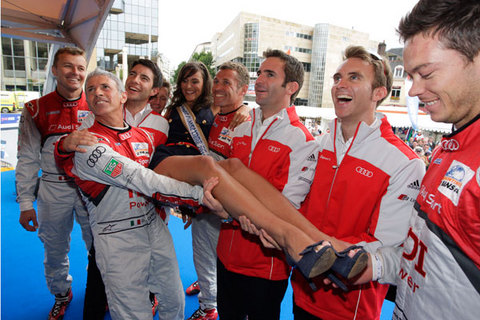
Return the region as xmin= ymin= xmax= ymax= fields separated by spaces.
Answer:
xmin=1 ymin=170 xmax=394 ymax=319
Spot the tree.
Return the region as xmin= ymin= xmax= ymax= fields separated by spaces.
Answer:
xmin=172 ymin=51 xmax=216 ymax=84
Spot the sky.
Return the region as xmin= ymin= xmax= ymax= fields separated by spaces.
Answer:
xmin=157 ymin=0 xmax=420 ymax=67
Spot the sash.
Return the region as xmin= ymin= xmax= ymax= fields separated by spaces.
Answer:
xmin=177 ymin=105 xmax=209 ymax=155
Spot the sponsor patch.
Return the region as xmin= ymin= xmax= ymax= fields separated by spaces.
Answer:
xmin=131 ymin=142 xmax=149 ymax=157
xmin=218 ymin=127 xmax=233 ymax=145
xmin=438 ymin=160 xmax=474 ymax=205
xmin=87 ymin=146 xmax=106 ymax=167
xmin=433 ymin=158 xmax=442 ymax=165
xmin=78 ymin=110 xmax=90 ymax=122
xmin=398 ymin=194 xmax=415 ymax=203
xmin=307 ymin=153 xmax=317 ymax=162
xmin=62 ymin=101 xmax=78 ymax=108
xmin=103 ymin=157 xmax=123 ymax=178
xmin=407 ymin=180 xmax=421 ymax=190
xmin=355 ymin=166 xmax=373 ymax=178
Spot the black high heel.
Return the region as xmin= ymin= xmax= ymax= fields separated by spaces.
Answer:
xmin=285 ymin=240 xmax=337 ymax=280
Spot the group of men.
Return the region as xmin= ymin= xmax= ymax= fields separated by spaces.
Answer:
xmin=15 ymin=0 xmax=480 ymax=319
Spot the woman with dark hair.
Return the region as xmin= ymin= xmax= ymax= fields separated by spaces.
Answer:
xmin=151 ymin=61 xmax=215 ymax=165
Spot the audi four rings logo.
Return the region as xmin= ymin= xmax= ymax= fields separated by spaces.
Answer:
xmin=268 ymin=145 xmax=280 ymax=153
xmin=87 ymin=146 xmax=106 ymax=167
xmin=441 ymin=139 xmax=459 ymax=151
xmin=356 ymin=166 xmax=373 ymax=178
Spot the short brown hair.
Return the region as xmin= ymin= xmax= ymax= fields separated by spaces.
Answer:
xmin=398 ymin=0 xmax=480 ymax=63
xmin=218 ymin=62 xmax=250 ymax=87
xmin=53 ymin=47 xmax=86 ymax=66
xmin=263 ymin=49 xmax=304 ymax=104
xmin=343 ymin=46 xmax=392 ymax=106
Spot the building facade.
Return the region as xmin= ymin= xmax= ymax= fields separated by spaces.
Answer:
xmin=1 ymin=0 xmax=160 ymax=92
xmin=95 ymin=0 xmax=158 ymax=75
xmin=210 ymin=12 xmax=380 ymax=108
xmin=1 ymin=38 xmax=51 ymax=92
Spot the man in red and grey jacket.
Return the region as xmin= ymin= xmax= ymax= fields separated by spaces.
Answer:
xmin=16 ymin=47 xmax=94 ymax=320
xmin=216 ymin=49 xmax=319 ymax=319
xmin=292 ymin=46 xmax=425 ymax=320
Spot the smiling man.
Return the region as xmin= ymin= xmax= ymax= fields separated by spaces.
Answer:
xmin=290 ymin=46 xmax=425 ymax=320
xmin=16 ymin=47 xmax=94 ymax=320
xmin=56 ymin=68 xmax=207 ymax=320
xmin=356 ymin=1 xmax=480 ymax=319
xmin=215 ymin=50 xmax=319 ymax=320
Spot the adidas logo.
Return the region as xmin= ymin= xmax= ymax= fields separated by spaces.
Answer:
xmin=307 ymin=153 xmax=316 ymax=162
xmin=407 ymin=180 xmax=421 ymax=190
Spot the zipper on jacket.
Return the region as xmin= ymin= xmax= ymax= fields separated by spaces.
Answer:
xmin=326 ymin=120 xmax=361 ymax=206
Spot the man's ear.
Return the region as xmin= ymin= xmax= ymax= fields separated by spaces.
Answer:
xmin=51 ymin=65 xmax=58 ymax=77
xmin=150 ymin=87 xmax=159 ymax=96
xmin=120 ymin=91 xmax=128 ymax=104
xmin=286 ymin=81 xmax=299 ymax=95
xmin=373 ymin=86 xmax=388 ymax=103
xmin=240 ymin=84 xmax=249 ymax=96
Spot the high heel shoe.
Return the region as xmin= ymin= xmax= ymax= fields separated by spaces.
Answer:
xmin=332 ymin=245 xmax=368 ymax=279
xmin=325 ymin=245 xmax=369 ymax=291
xmin=285 ymin=240 xmax=337 ymax=280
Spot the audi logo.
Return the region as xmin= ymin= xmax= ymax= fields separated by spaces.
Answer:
xmin=268 ymin=145 xmax=280 ymax=153
xmin=356 ymin=166 xmax=373 ymax=178
xmin=87 ymin=146 xmax=106 ymax=167
xmin=441 ymin=139 xmax=459 ymax=151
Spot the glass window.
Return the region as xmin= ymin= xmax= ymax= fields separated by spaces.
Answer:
xmin=394 ymin=66 xmax=404 ymax=78
xmin=3 ymin=55 xmax=14 ymax=70
xmin=13 ymin=39 xmax=25 ymax=56
xmin=2 ymin=37 xmax=12 ymax=55
xmin=14 ymin=56 xmax=25 ymax=70
xmin=37 ymin=42 xmax=49 ymax=58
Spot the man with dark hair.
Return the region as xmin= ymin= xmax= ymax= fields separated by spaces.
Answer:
xmin=16 ymin=46 xmax=93 ymax=320
xmin=216 ymin=49 xmax=319 ymax=319
xmin=291 ymin=45 xmax=425 ymax=320
xmin=124 ymin=59 xmax=163 ymax=126
xmin=353 ymin=1 xmax=480 ymax=319
xmin=149 ymin=80 xmax=171 ymax=114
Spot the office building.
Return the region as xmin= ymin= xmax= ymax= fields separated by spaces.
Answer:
xmin=1 ymin=0 xmax=160 ymax=92
xmin=210 ymin=12 xmax=379 ymax=108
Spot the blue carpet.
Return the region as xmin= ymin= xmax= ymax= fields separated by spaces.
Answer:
xmin=1 ymin=169 xmax=394 ymax=319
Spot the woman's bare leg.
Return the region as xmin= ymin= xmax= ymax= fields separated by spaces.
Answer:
xmin=218 ymin=158 xmax=350 ymax=251
xmin=154 ymin=155 xmax=329 ymax=265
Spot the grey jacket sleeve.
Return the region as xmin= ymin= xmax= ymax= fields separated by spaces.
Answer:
xmin=15 ymin=108 xmax=41 ymax=211
xmin=73 ymin=143 xmax=204 ymax=205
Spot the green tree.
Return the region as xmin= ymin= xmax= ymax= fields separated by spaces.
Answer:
xmin=172 ymin=51 xmax=216 ymax=84
xmin=172 ymin=61 xmax=186 ymax=85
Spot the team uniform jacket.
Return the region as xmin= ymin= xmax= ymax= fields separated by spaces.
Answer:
xmin=208 ymin=107 xmax=245 ymax=161
xmin=57 ymin=121 xmax=204 ymax=230
xmin=216 ymin=106 xmax=319 ymax=280
xmin=379 ymin=114 xmax=480 ymax=320
xmin=16 ymin=90 xmax=91 ymax=211
xmin=293 ymin=115 xmax=425 ymax=320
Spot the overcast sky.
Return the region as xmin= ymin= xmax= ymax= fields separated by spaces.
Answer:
xmin=156 ymin=0 xmax=420 ymax=67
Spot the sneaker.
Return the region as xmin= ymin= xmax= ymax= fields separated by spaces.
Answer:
xmin=151 ymin=295 xmax=158 ymax=315
xmin=186 ymin=280 xmax=200 ymax=295
xmin=187 ymin=307 xmax=218 ymax=320
xmin=48 ymin=288 xmax=73 ymax=320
